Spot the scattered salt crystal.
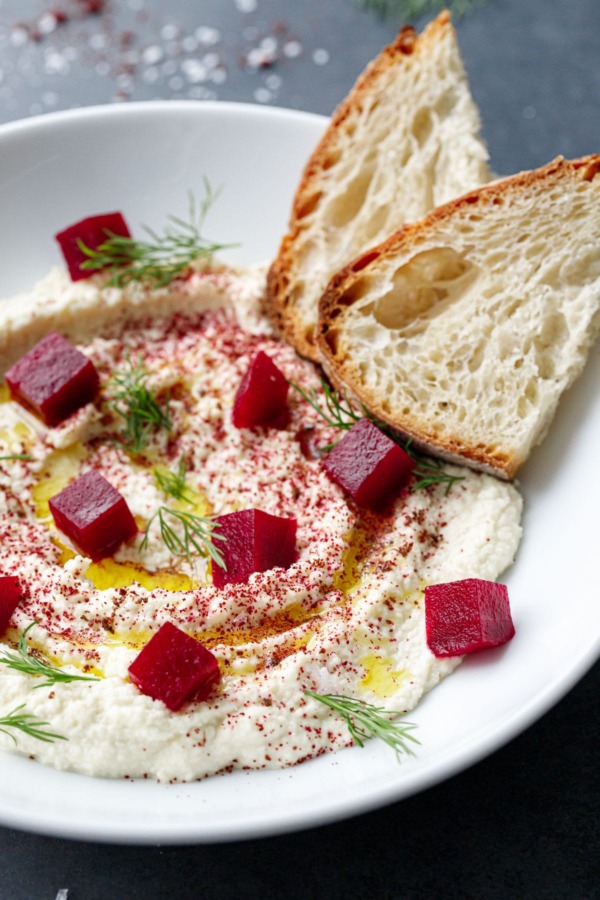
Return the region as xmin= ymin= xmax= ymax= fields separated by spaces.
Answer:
xmin=38 ymin=13 xmax=59 ymax=35
xmin=142 ymin=45 xmax=163 ymax=65
xmin=246 ymin=46 xmax=276 ymax=69
xmin=313 ymin=48 xmax=330 ymax=65
xmin=160 ymin=23 xmax=179 ymax=41
xmin=188 ymin=85 xmax=217 ymax=100
xmin=181 ymin=59 xmax=207 ymax=83
xmin=209 ymin=68 xmax=226 ymax=85
xmin=10 ymin=26 xmax=29 ymax=48
xmin=142 ymin=65 xmax=160 ymax=83
xmin=195 ymin=26 xmax=220 ymax=46
xmin=203 ymin=52 xmax=220 ymax=70
xmin=89 ymin=33 xmax=107 ymax=50
xmin=260 ymin=36 xmax=278 ymax=54
xmin=44 ymin=51 xmax=70 ymax=76
xmin=283 ymin=40 xmax=302 ymax=59
xmin=1 ymin=5 xmax=329 ymax=115
xmin=254 ymin=87 xmax=272 ymax=103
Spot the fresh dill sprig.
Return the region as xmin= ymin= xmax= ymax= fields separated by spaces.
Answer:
xmin=140 ymin=506 xmax=227 ymax=569
xmin=0 ymin=623 xmax=100 ymax=689
xmin=292 ymin=379 xmax=464 ymax=493
xmin=289 ymin=380 xmax=362 ymax=432
xmin=305 ymin=691 xmax=420 ymax=759
xmin=0 ymin=704 xmax=67 ymax=745
xmin=146 ymin=459 xmax=227 ymax=567
xmin=403 ymin=439 xmax=465 ymax=496
xmin=79 ymin=183 xmax=235 ymax=288
xmin=109 ymin=354 xmax=172 ymax=454
xmin=0 ymin=453 xmax=31 ymax=461
xmin=350 ymin=0 xmax=484 ymax=19
xmin=153 ymin=456 xmax=195 ymax=504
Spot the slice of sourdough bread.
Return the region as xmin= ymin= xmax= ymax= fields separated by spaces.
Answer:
xmin=317 ymin=155 xmax=600 ymax=480
xmin=266 ymin=11 xmax=491 ymax=362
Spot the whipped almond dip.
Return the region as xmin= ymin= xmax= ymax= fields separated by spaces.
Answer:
xmin=0 ymin=264 xmax=522 ymax=781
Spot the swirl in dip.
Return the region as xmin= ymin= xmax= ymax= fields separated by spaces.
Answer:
xmin=0 ymin=264 xmax=522 ymax=781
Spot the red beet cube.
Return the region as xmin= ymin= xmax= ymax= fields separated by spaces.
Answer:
xmin=0 ymin=576 xmax=21 ymax=636
xmin=128 ymin=622 xmax=221 ymax=711
xmin=55 ymin=211 xmax=131 ymax=281
xmin=425 ymin=578 xmax=515 ymax=658
xmin=5 ymin=332 xmax=99 ymax=427
xmin=49 ymin=469 xmax=137 ymax=560
xmin=232 ymin=351 xmax=289 ymax=428
xmin=322 ymin=417 xmax=415 ymax=509
xmin=212 ymin=508 xmax=297 ymax=588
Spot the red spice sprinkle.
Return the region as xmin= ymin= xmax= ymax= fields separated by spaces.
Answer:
xmin=0 ymin=269 xmax=469 ymax=778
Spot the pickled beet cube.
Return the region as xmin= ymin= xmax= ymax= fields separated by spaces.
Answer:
xmin=425 ymin=578 xmax=515 ymax=658
xmin=55 ymin=211 xmax=131 ymax=281
xmin=0 ymin=576 xmax=22 ymax=636
xmin=49 ymin=469 xmax=137 ymax=560
xmin=212 ymin=508 xmax=297 ymax=588
xmin=321 ymin=417 xmax=415 ymax=509
xmin=5 ymin=332 xmax=99 ymax=427
xmin=232 ymin=351 xmax=289 ymax=428
xmin=128 ymin=622 xmax=221 ymax=711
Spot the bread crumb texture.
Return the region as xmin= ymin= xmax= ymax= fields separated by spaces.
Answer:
xmin=267 ymin=11 xmax=490 ymax=359
xmin=318 ymin=157 xmax=600 ymax=478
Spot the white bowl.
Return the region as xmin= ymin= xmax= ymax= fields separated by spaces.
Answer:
xmin=0 ymin=101 xmax=598 ymax=844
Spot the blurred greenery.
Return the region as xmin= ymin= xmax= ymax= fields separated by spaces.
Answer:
xmin=351 ymin=0 xmax=485 ymax=19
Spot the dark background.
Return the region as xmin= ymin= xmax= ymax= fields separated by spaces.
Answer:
xmin=0 ymin=1 xmax=598 ymax=897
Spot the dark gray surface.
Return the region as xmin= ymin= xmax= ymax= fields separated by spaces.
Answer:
xmin=2 ymin=0 xmax=600 ymax=172
xmin=0 ymin=0 xmax=599 ymax=897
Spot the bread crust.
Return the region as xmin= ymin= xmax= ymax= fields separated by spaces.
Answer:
xmin=266 ymin=11 xmax=455 ymax=361
xmin=317 ymin=155 xmax=600 ymax=480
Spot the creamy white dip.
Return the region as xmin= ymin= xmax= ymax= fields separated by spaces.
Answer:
xmin=0 ymin=265 xmax=522 ymax=781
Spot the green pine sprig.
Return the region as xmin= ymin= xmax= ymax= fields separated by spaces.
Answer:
xmin=0 ymin=705 xmax=67 ymax=745
xmin=108 ymin=354 xmax=172 ymax=454
xmin=79 ymin=183 xmax=236 ymax=288
xmin=0 ymin=623 xmax=100 ymax=689
xmin=305 ymin=691 xmax=420 ymax=759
